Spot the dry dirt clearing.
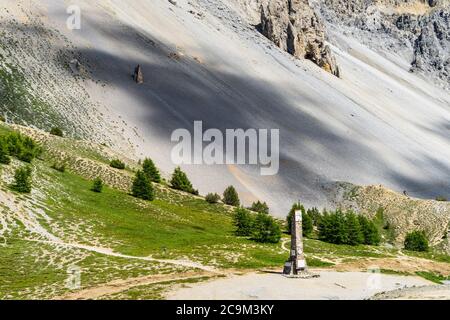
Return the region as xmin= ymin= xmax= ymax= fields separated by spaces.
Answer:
xmin=166 ymin=271 xmax=434 ymax=300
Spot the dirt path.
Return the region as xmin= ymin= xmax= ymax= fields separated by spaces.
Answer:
xmin=281 ymin=238 xmax=290 ymax=252
xmin=56 ymin=270 xmax=217 ymax=300
xmin=31 ymin=239 xmax=219 ymax=272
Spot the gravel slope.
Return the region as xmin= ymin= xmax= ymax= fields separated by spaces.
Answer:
xmin=1 ymin=0 xmax=450 ymax=216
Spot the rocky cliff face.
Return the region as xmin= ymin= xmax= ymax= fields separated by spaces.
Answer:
xmin=315 ymin=0 xmax=450 ymax=88
xmin=258 ymin=0 xmax=340 ymax=76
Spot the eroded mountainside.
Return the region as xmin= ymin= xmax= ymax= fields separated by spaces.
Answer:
xmin=315 ymin=0 xmax=450 ymax=88
xmin=0 ymin=0 xmax=449 ymax=217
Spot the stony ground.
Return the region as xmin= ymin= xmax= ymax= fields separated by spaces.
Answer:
xmin=1 ymin=0 xmax=450 ymax=216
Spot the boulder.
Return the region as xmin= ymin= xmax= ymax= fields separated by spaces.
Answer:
xmin=133 ymin=65 xmax=144 ymax=84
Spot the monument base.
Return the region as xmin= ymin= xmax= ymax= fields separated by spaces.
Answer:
xmin=282 ymin=261 xmax=320 ymax=278
xmin=282 ymin=271 xmax=320 ymax=279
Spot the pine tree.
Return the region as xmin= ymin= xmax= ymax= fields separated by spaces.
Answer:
xmin=142 ymin=158 xmax=161 ymax=183
xmin=0 ymin=138 xmax=11 ymax=165
xmin=318 ymin=210 xmax=348 ymax=244
xmin=170 ymin=167 xmax=195 ymax=194
xmin=12 ymin=166 xmax=32 ymax=193
xmin=252 ymin=213 xmax=282 ymax=243
xmin=345 ymin=211 xmax=364 ymax=245
xmin=307 ymin=207 xmax=321 ymax=226
xmin=233 ymin=208 xmax=253 ymax=236
xmin=358 ymin=215 xmax=381 ymax=245
xmin=91 ymin=178 xmax=103 ymax=193
xmin=223 ymin=185 xmax=240 ymax=207
xmin=132 ymin=170 xmax=154 ymax=201
xmin=250 ymin=201 xmax=269 ymax=214
xmin=302 ymin=211 xmax=313 ymax=238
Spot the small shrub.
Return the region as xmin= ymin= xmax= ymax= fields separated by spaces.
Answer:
xmin=12 ymin=166 xmax=32 ymax=193
xmin=404 ymin=231 xmax=429 ymax=252
xmin=0 ymin=138 xmax=11 ymax=165
xmin=205 ymin=193 xmax=221 ymax=204
xmin=142 ymin=158 xmax=161 ymax=183
xmin=249 ymin=201 xmax=269 ymax=214
xmin=252 ymin=213 xmax=282 ymax=243
xmin=91 ymin=178 xmax=103 ymax=193
xmin=170 ymin=167 xmax=195 ymax=194
xmin=223 ymin=186 xmax=240 ymax=207
xmin=233 ymin=208 xmax=253 ymax=237
xmin=0 ymin=115 xmax=5 ymax=122
xmin=132 ymin=170 xmax=154 ymax=201
xmin=435 ymin=196 xmax=448 ymax=202
xmin=110 ymin=159 xmax=126 ymax=170
xmin=51 ymin=162 xmax=66 ymax=173
xmin=50 ymin=127 xmax=63 ymax=137
xmin=5 ymin=132 xmax=41 ymax=163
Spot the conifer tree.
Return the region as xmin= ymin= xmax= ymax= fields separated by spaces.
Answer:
xmin=132 ymin=170 xmax=154 ymax=201
xmin=170 ymin=167 xmax=195 ymax=194
xmin=250 ymin=201 xmax=269 ymax=214
xmin=223 ymin=185 xmax=240 ymax=207
xmin=233 ymin=207 xmax=253 ymax=236
xmin=252 ymin=213 xmax=282 ymax=243
xmin=142 ymin=158 xmax=161 ymax=183
xmin=12 ymin=166 xmax=32 ymax=193
xmin=0 ymin=138 xmax=11 ymax=165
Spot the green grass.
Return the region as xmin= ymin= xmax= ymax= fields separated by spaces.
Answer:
xmin=39 ymin=162 xmax=285 ymax=269
xmin=0 ymin=61 xmax=64 ymax=130
xmin=306 ymin=257 xmax=335 ymax=268
xmin=380 ymin=269 xmax=411 ymax=276
xmin=415 ymin=271 xmax=450 ymax=284
xmin=404 ymin=249 xmax=450 ymax=264
xmin=304 ymin=239 xmax=393 ymax=258
xmin=2 ymin=124 xmax=450 ymax=300
xmin=0 ymin=225 xmax=181 ymax=299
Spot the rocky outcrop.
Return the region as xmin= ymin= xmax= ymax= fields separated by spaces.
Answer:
xmin=316 ymin=0 xmax=450 ymax=87
xmin=133 ymin=64 xmax=144 ymax=84
xmin=329 ymin=182 xmax=450 ymax=246
xmin=259 ymin=0 xmax=340 ymax=77
xmin=410 ymin=7 xmax=450 ymax=81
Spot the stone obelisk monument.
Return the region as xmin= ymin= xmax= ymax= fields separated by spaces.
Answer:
xmin=283 ymin=210 xmax=307 ymax=276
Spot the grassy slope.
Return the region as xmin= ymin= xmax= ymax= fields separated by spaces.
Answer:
xmin=42 ymin=167 xmax=285 ymax=269
xmin=0 ymin=123 xmax=287 ymax=299
xmin=1 ymin=123 xmax=450 ymax=299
